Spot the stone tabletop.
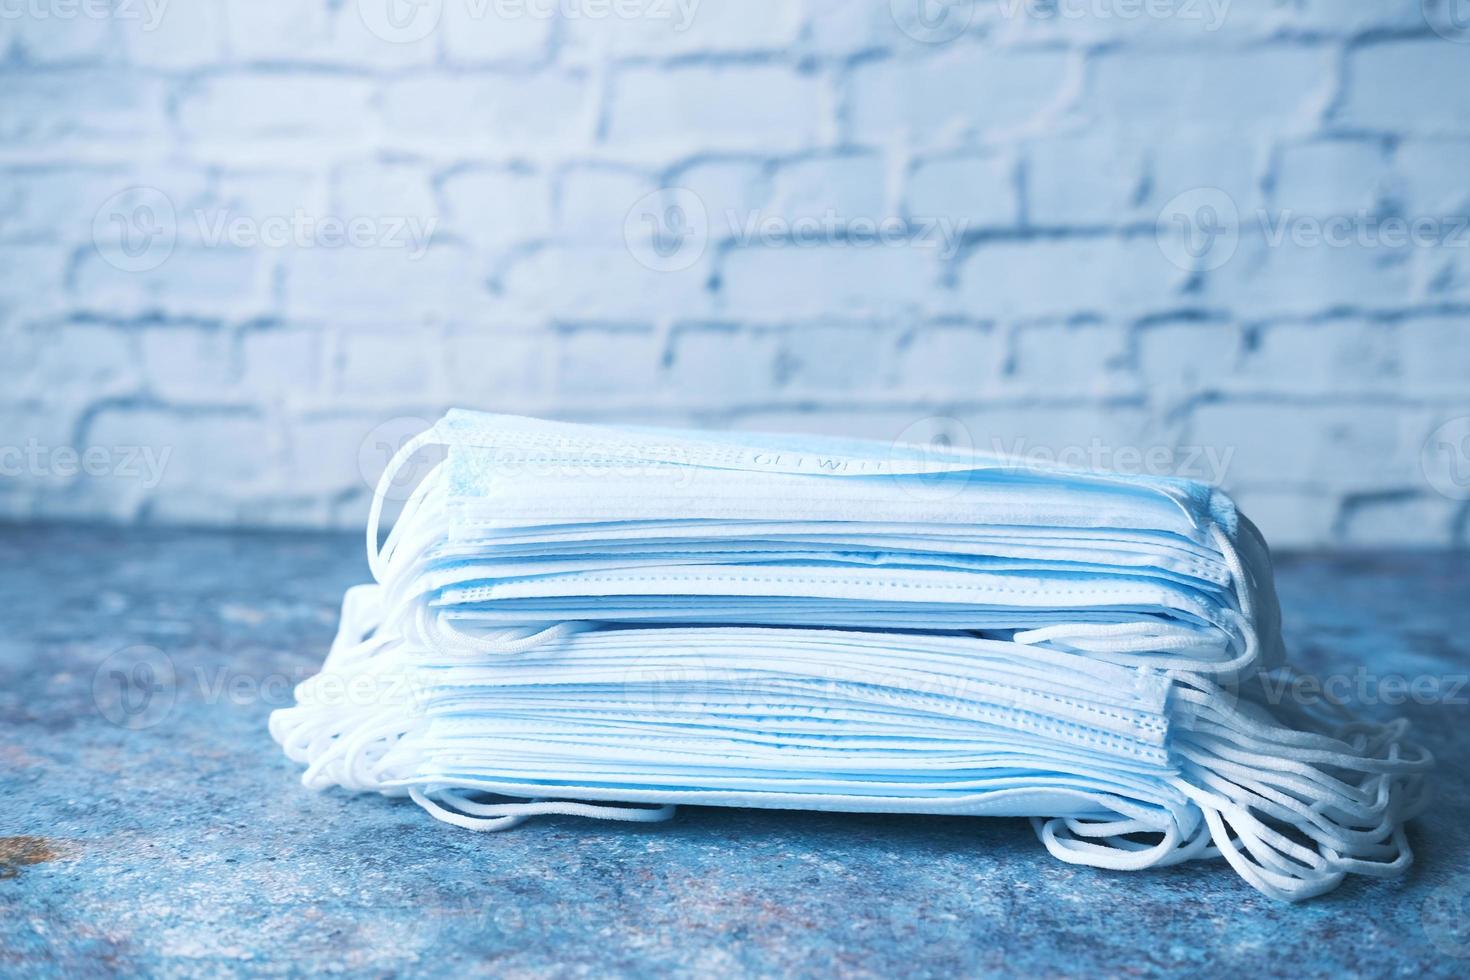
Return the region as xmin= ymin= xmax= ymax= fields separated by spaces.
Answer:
xmin=2 ymin=524 xmax=1467 ymax=977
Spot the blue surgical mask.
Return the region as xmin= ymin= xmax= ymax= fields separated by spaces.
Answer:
xmin=366 ymin=412 xmax=1278 ymax=675
xmin=272 ymin=411 xmax=1427 ymax=903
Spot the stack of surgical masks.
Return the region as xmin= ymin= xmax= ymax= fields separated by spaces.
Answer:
xmin=271 ymin=410 xmax=1431 ymax=901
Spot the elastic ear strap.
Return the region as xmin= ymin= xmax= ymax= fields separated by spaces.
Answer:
xmin=409 ymin=786 xmax=676 ymax=831
xmin=1032 ymin=810 xmax=1218 ymax=871
xmin=1196 ymin=803 xmax=1345 ymax=902
xmin=413 ymin=601 xmax=587 ymax=657
xmin=1208 ymin=522 xmax=1254 ymax=626
xmin=368 ymin=426 xmax=443 ymax=583
xmin=323 ymin=584 xmax=386 ymax=668
xmin=1169 ymin=704 xmax=1426 ymax=900
xmin=1010 ymin=525 xmax=1261 ymax=676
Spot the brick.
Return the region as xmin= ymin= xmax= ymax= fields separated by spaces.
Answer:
xmin=1339 ymin=494 xmax=1460 ymax=547
xmin=443 ymin=329 xmax=551 ymax=406
xmin=5 ymin=5 xmax=113 ymax=64
xmin=1010 ymin=322 xmax=1135 ymax=398
xmin=992 ymin=0 xmax=1419 ymax=43
xmin=0 ymin=244 xmax=68 ymax=321
xmin=1418 ymin=409 xmax=1470 ymax=507
xmin=333 ymin=162 xmax=439 ymax=229
xmin=0 ymin=403 xmax=82 ymax=510
xmin=442 ymin=1 xmax=552 ymax=63
xmin=1146 ymin=134 xmax=1264 ymax=219
xmin=122 ymin=0 xmax=225 ymax=70
xmin=0 ymin=319 xmax=30 ymax=386
xmin=176 ymin=74 xmax=376 ymax=139
xmin=1398 ymin=315 xmax=1470 ymax=393
xmin=554 ymin=326 xmax=663 ymax=398
xmin=283 ymin=243 xmax=476 ymax=324
xmin=500 ymin=245 xmax=710 ymax=320
xmin=777 ymin=322 xmax=899 ymax=393
xmin=223 ymin=0 xmax=434 ymax=67
xmin=907 ymin=153 xmax=1015 ymax=229
xmin=1239 ymin=0 xmax=1424 ymax=34
xmin=72 ymin=245 xmax=274 ymax=320
xmin=222 ymin=0 xmax=333 ymax=61
xmin=954 ymin=236 xmax=1186 ymax=320
xmin=324 ymin=3 xmax=441 ymax=67
xmin=1136 ymin=320 xmax=1242 ymax=401
xmin=239 ymin=328 xmax=323 ymax=404
xmin=1271 ymin=140 xmax=1391 ymax=217
xmin=0 ymin=70 xmax=168 ymax=144
xmin=894 ymin=322 xmax=1004 ymax=396
xmin=10 ymin=321 xmax=139 ymax=403
xmin=1240 ymin=320 xmax=1397 ymax=395
xmin=195 ymin=198 xmax=400 ymax=259
xmin=1340 ymin=42 xmax=1470 ymax=133
xmin=139 ymin=326 xmax=237 ymax=402
xmin=0 ymin=168 xmax=209 ymax=247
xmin=206 ymin=171 xmax=325 ymax=231
xmin=990 ymin=0 xmax=1234 ymax=41
xmin=1188 ymin=400 xmax=1423 ymax=492
xmin=886 ymin=0 xmax=997 ymax=45
xmin=1206 ymin=234 xmax=1414 ymax=317
xmin=336 ymin=330 xmax=437 ymax=399
xmin=607 ymin=65 xmax=822 ymax=152
xmin=718 ymin=244 xmax=937 ymax=318
xmin=945 ymin=406 xmax=1162 ymax=468
xmin=381 ymin=73 xmax=591 ymax=146
xmin=439 ymin=167 xmax=553 ymax=252
xmin=665 ymin=324 xmax=780 ymax=401
xmin=286 ymin=413 xmax=399 ymax=497
xmin=83 ymin=408 xmax=277 ymax=496
xmin=96 ymin=172 xmax=221 ymax=251
xmin=669 ymin=160 xmax=768 ymax=237
xmin=1410 ymin=230 xmax=1470 ymax=306
xmin=1026 ymin=136 xmax=1144 ymax=227
xmin=556 ymin=167 xmax=657 ymax=244
xmin=769 ymin=155 xmax=887 ymax=222
xmin=849 ymin=50 xmax=1072 ymax=145
xmin=1393 ymin=139 xmax=1470 ymax=215
xmin=803 ymin=0 xmax=895 ymax=54
xmin=1088 ymin=48 xmax=1332 ymax=133
xmin=560 ymin=0 xmax=797 ymax=57
xmin=1228 ymin=488 xmax=1337 ymax=549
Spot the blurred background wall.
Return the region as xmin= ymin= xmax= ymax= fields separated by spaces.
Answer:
xmin=2 ymin=0 xmax=1469 ymax=546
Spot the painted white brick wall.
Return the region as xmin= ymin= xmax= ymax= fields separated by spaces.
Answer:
xmin=2 ymin=0 xmax=1469 ymax=546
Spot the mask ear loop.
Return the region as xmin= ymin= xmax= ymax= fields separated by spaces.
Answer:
xmin=1014 ymin=615 xmax=1256 ymax=676
xmin=1011 ymin=520 xmax=1262 ymax=677
xmin=1033 ymin=813 xmax=1218 ymax=871
xmin=412 ymin=600 xmax=593 ymax=657
xmin=1164 ymin=674 xmax=1430 ymax=900
xmin=375 ymin=465 xmax=447 ymax=587
xmin=366 ymin=424 xmax=591 ymax=661
xmin=1207 ymin=519 xmax=1296 ymax=673
xmin=368 ymin=426 xmax=444 ymax=584
xmin=1207 ymin=523 xmax=1254 ymax=623
xmin=1193 ymin=799 xmax=1346 ymax=902
xmin=409 ymin=786 xmax=676 ymax=831
xmin=1180 ymin=750 xmax=1404 ymax=862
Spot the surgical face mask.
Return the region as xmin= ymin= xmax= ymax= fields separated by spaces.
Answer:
xmin=366 ymin=412 xmax=1282 ymax=676
xmin=272 ymin=411 xmax=1427 ymax=903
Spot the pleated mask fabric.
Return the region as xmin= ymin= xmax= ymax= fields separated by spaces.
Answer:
xmin=270 ymin=411 xmax=1430 ymax=902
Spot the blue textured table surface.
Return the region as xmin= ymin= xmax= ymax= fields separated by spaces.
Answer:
xmin=2 ymin=525 xmax=1467 ymax=977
